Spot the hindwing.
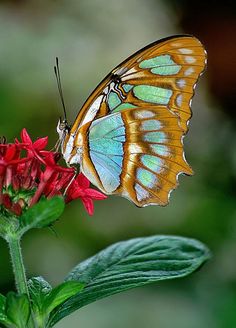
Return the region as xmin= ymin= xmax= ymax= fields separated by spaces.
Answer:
xmin=79 ymin=107 xmax=192 ymax=207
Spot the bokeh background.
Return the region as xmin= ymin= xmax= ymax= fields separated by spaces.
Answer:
xmin=0 ymin=0 xmax=236 ymax=327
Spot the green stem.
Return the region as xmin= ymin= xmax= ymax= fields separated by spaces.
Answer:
xmin=8 ymin=236 xmax=29 ymax=296
xmin=8 ymin=235 xmax=36 ymax=328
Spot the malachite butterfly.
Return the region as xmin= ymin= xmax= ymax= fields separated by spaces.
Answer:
xmin=57 ymin=35 xmax=207 ymax=207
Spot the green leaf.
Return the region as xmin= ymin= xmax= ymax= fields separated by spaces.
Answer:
xmin=0 ymin=317 xmax=14 ymax=328
xmin=28 ymin=277 xmax=52 ymax=327
xmin=44 ymin=281 xmax=84 ymax=315
xmin=5 ymin=292 xmax=30 ymax=328
xmin=0 ymin=294 xmax=12 ymax=327
xmin=28 ymin=277 xmax=83 ymax=328
xmin=19 ymin=197 xmax=65 ymax=234
xmin=49 ymin=235 xmax=210 ymax=326
xmin=28 ymin=276 xmax=52 ymax=311
xmin=28 ymin=276 xmax=52 ymax=302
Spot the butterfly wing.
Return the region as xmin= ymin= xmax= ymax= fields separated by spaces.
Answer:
xmin=67 ymin=34 xmax=206 ymax=147
xmin=79 ymin=107 xmax=192 ymax=207
xmin=62 ymin=35 xmax=206 ymax=206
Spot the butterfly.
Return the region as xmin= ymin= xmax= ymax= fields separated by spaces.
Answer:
xmin=57 ymin=35 xmax=207 ymax=207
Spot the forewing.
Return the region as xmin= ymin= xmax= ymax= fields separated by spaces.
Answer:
xmin=70 ymin=35 xmax=206 ymax=138
xmin=80 ymin=107 xmax=192 ymax=207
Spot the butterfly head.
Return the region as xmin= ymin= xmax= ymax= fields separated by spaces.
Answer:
xmin=56 ymin=117 xmax=72 ymax=162
xmin=57 ymin=117 xmax=70 ymax=141
xmin=57 ymin=117 xmax=85 ymax=166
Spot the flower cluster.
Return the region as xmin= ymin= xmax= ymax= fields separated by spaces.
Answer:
xmin=0 ymin=129 xmax=106 ymax=217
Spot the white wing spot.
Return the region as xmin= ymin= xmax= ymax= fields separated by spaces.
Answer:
xmin=80 ymin=95 xmax=103 ymax=127
xmin=179 ymin=48 xmax=193 ymax=54
xmin=177 ymin=79 xmax=186 ymax=89
xmin=63 ymin=134 xmax=75 ymax=163
xmin=69 ymin=152 xmax=81 ymax=165
xmin=129 ymin=144 xmax=143 ymax=154
xmin=184 ymin=67 xmax=195 ymax=76
xmin=122 ymin=71 xmax=146 ymax=81
xmin=176 ymin=94 xmax=183 ymax=107
xmin=113 ymin=66 xmax=128 ymax=75
xmin=184 ymin=56 xmax=196 ymax=64
xmin=135 ymin=183 xmax=150 ymax=202
xmin=126 ymin=67 xmax=137 ymax=75
xmin=151 ymin=145 xmax=170 ymax=157
xmin=171 ymin=42 xmax=182 ymax=47
xmin=135 ymin=110 xmax=155 ymax=119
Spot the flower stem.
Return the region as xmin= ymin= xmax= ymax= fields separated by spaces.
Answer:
xmin=8 ymin=236 xmax=29 ymax=296
xmin=8 ymin=235 xmax=36 ymax=327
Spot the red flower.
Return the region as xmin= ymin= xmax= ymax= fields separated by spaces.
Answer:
xmin=65 ymin=173 xmax=107 ymax=216
xmin=0 ymin=129 xmax=106 ymax=217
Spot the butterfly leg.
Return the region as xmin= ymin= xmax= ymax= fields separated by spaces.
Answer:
xmin=51 ymin=137 xmax=61 ymax=152
xmin=63 ymin=169 xmax=77 ymax=195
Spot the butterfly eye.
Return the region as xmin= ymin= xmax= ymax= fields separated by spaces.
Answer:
xmin=59 ymin=122 xmax=67 ymax=130
xmin=57 ymin=118 xmax=70 ymax=132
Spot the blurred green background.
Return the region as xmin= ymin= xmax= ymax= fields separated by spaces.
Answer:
xmin=0 ymin=0 xmax=236 ymax=327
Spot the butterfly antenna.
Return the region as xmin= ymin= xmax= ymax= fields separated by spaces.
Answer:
xmin=54 ymin=57 xmax=68 ymax=122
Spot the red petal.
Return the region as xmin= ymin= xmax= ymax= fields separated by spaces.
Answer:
xmin=5 ymin=145 xmax=17 ymax=161
xmin=21 ymin=129 xmax=32 ymax=144
xmin=42 ymin=166 xmax=55 ymax=182
xmin=85 ymin=188 xmax=107 ymax=200
xmin=43 ymin=152 xmax=57 ymax=166
xmin=82 ymin=197 xmax=94 ymax=216
xmin=0 ymin=165 xmax=5 ymax=175
xmin=12 ymin=175 xmax=20 ymax=190
xmin=22 ymin=176 xmax=33 ymax=189
xmin=33 ymin=136 xmax=48 ymax=150
xmin=66 ymin=187 xmax=84 ymax=201
xmin=5 ymin=166 xmax=12 ymax=187
xmin=76 ymin=173 xmax=90 ymax=188
xmin=29 ymin=179 xmax=47 ymax=206
xmin=56 ymin=172 xmax=74 ymax=191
